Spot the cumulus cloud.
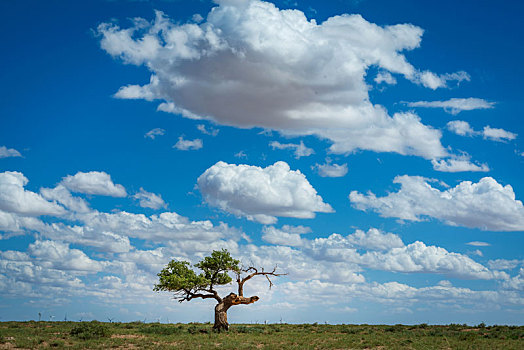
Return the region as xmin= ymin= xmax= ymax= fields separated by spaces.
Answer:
xmin=405 ymin=98 xmax=494 ymax=115
xmin=28 ymin=240 xmax=104 ymax=273
xmin=269 ymin=140 xmax=314 ymax=159
xmin=446 ymin=120 xmax=476 ymax=136
xmin=482 ymin=126 xmax=517 ymax=142
xmin=40 ymin=185 xmax=91 ymax=213
xmin=257 ymin=227 xmax=499 ymax=280
xmin=447 ymin=120 xmax=517 ymax=142
xmin=262 ymin=225 xmax=310 ymax=247
xmin=144 ymin=128 xmax=165 ymax=139
xmin=313 ymin=160 xmax=348 ymax=177
xmin=132 ymin=188 xmax=167 ymax=209
xmin=431 ymin=154 xmax=489 ymax=173
xmin=173 ymin=136 xmax=203 ymax=150
xmin=96 ymin=0 xmax=465 ymax=159
xmin=488 ymin=259 xmax=523 ymax=271
xmin=0 ymin=146 xmax=22 ymax=159
xmin=197 ymin=161 xmax=333 ymax=224
xmin=349 ymin=176 xmax=524 ymax=231
xmin=0 ymin=171 xmax=66 ymax=216
xmin=61 ymin=171 xmax=127 ymax=197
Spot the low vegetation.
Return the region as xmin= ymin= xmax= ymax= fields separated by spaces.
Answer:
xmin=0 ymin=321 xmax=522 ymax=349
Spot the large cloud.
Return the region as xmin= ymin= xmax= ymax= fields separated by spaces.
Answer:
xmin=95 ymin=0 xmax=467 ymax=159
xmin=349 ymin=176 xmax=524 ymax=231
xmin=197 ymin=161 xmax=333 ymax=224
xmin=0 ymin=171 xmax=66 ymax=217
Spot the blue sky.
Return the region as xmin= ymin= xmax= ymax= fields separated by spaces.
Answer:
xmin=0 ymin=0 xmax=523 ymax=325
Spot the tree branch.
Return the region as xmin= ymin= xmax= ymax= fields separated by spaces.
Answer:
xmin=237 ymin=266 xmax=286 ymax=296
xmin=176 ymin=288 xmax=222 ymax=303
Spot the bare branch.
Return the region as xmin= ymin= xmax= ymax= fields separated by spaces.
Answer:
xmin=237 ymin=265 xmax=286 ymax=296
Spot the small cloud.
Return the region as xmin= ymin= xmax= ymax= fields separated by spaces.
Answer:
xmin=447 ymin=121 xmax=517 ymax=143
xmin=192 ymin=13 xmax=204 ymax=23
xmin=173 ymin=136 xmax=203 ymax=151
xmin=234 ymin=150 xmax=247 ymax=159
xmin=133 ymin=188 xmax=167 ymax=209
xmin=437 ymin=280 xmax=452 ymax=287
xmin=374 ymin=71 xmax=397 ymax=85
xmin=466 ymin=241 xmax=491 ymax=247
xmin=269 ymin=140 xmax=314 ymax=159
xmin=313 ymin=159 xmax=348 ymax=177
xmin=197 ymin=124 xmax=219 ymax=136
xmin=0 ymin=146 xmax=22 ymax=159
xmin=470 ymin=249 xmax=483 ymax=257
xmin=405 ymin=98 xmax=494 ymax=115
xmin=432 ymin=154 xmax=489 ymax=173
xmin=447 ymin=120 xmax=476 ymax=136
xmin=144 ymin=128 xmax=165 ymax=139
xmin=482 ymin=126 xmax=517 ymax=142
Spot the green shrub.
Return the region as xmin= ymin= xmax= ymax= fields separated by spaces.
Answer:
xmin=70 ymin=321 xmax=110 ymax=340
xmin=139 ymin=324 xmax=183 ymax=335
xmin=234 ymin=325 xmax=265 ymax=334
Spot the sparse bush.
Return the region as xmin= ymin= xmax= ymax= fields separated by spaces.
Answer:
xmin=234 ymin=325 xmax=265 ymax=334
xmin=139 ymin=324 xmax=183 ymax=335
xmin=70 ymin=321 xmax=110 ymax=340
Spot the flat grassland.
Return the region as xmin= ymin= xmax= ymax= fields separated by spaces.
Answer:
xmin=0 ymin=321 xmax=522 ymax=349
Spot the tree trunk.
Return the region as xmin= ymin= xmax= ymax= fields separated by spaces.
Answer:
xmin=213 ymin=301 xmax=230 ymax=331
xmin=212 ymin=293 xmax=260 ymax=331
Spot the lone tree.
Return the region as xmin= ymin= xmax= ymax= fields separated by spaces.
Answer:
xmin=154 ymin=249 xmax=285 ymax=331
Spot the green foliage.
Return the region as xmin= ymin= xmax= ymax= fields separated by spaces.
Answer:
xmin=154 ymin=261 xmax=209 ymax=293
xmin=70 ymin=321 xmax=111 ymax=340
xmin=154 ymin=249 xmax=240 ymax=297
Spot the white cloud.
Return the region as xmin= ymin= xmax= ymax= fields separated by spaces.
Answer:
xmin=40 ymin=185 xmax=91 ymax=213
xmin=197 ymin=161 xmax=333 ymax=224
xmin=467 ymin=241 xmax=490 ymax=247
xmin=75 ymin=210 xmax=241 ymax=247
xmin=349 ymin=176 xmax=524 ymax=231
xmin=502 ymin=268 xmax=524 ymax=291
xmin=431 ymin=154 xmax=489 ymax=173
xmin=488 ymin=259 xmax=523 ymax=271
xmin=482 ymin=126 xmax=517 ymax=142
xmin=197 ymin=124 xmax=219 ymax=136
xmin=313 ymin=160 xmax=348 ymax=177
xmin=28 ymin=240 xmax=104 ymax=273
xmin=447 ymin=120 xmax=476 ymax=136
xmin=406 ymin=98 xmax=494 ymax=115
xmin=97 ymin=1 xmax=461 ymax=159
xmin=144 ymin=128 xmax=165 ymax=139
xmin=360 ymin=241 xmax=495 ymax=279
xmin=132 ymin=188 xmax=167 ymax=209
xmin=61 ymin=171 xmax=127 ymax=197
xmin=262 ymin=225 xmax=308 ymax=247
xmin=173 ymin=136 xmax=203 ymax=150
xmin=374 ymin=71 xmax=396 ymax=85
xmin=0 ymin=146 xmax=22 ymax=159
xmin=269 ymin=140 xmax=314 ymax=159
xmin=344 ymin=228 xmax=405 ymax=251
xmin=447 ymin=120 xmax=517 ymax=142
xmin=416 ymin=71 xmax=470 ymax=90
xmin=34 ymin=221 xmax=132 ymax=254
xmin=0 ymin=171 xmax=66 ymax=216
